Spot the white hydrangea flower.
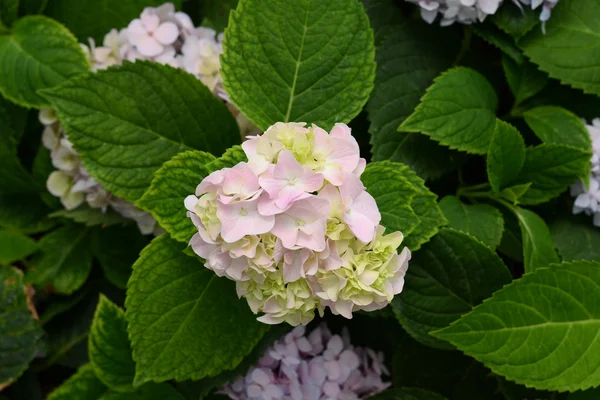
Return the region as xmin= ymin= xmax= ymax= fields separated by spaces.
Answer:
xmin=570 ymin=118 xmax=600 ymax=228
xmin=220 ymin=324 xmax=390 ymax=400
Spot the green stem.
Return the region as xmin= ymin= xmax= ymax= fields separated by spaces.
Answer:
xmin=454 ymin=26 xmax=473 ymax=66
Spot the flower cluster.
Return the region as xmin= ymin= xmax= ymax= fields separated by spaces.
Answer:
xmin=220 ymin=324 xmax=390 ymax=400
xmin=407 ymin=0 xmax=559 ymax=27
xmin=185 ymin=122 xmax=410 ymax=325
xmin=571 ymin=118 xmax=600 ymax=227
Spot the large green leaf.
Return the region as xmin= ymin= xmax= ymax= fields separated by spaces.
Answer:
xmin=125 ymin=235 xmax=269 ymax=386
xmin=366 ymin=23 xmax=465 ymax=180
xmin=520 ymin=0 xmax=600 ymax=97
xmin=99 ymin=383 xmax=186 ymax=400
xmin=434 ymin=261 xmax=600 ymax=392
xmin=221 ymin=0 xmax=375 ymax=131
xmin=502 ymin=56 xmax=548 ymax=106
xmin=551 ymin=217 xmax=600 ymax=262
xmin=399 ymin=67 xmax=498 ymax=155
xmin=0 ymin=267 xmax=43 ymax=389
xmin=0 ymin=16 xmax=89 ymax=108
xmin=392 ymin=228 xmax=512 ymax=349
xmin=27 ymin=224 xmax=92 ymax=294
xmin=515 ymin=144 xmax=592 ymax=205
xmin=473 ymin=24 xmax=524 ymax=64
xmin=45 ymin=0 xmax=181 ymax=43
xmin=368 ymin=388 xmax=448 ymax=400
xmin=41 ymin=61 xmax=240 ymax=203
xmin=89 ymin=295 xmax=136 ymax=392
xmin=491 ymin=4 xmax=539 ymax=39
xmin=523 ymin=106 xmax=592 ymax=151
xmin=0 ymin=230 xmax=38 ymax=265
xmin=487 ymin=121 xmax=526 ymax=193
xmin=514 ymin=207 xmax=560 ymax=273
xmin=439 ymin=196 xmax=504 ymax=249
xmin=362 ymin=0 xmax=403 ymax=45
xmin=0 ymin=195 xmax=57 ymax=234
xmin=47 ymin=364 xmax=108 ymax=400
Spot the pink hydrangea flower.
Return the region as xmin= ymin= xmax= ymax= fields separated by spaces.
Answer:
xmin=127 ymin=7 xmax=179 ymax=57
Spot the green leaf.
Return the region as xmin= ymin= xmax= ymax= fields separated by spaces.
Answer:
xmin=515 ymin=144 xmax=592 ymax=205
xmin=551 ymin=217 xmax=600 ymax=262
xmin=497 ymin=377 xmax=567 ymax=400
xmin=523 ymin=106 xmax=592 ymax=151
xmin=487 ymin=120 xmax=526 ymax=192
xmin=45 ymin=0 xmax=181 ymax=43
xmin=99 ymin=383 xmax=186 ymax=400
xmin=392 ymin=228 xmax=512 ymax=349
xmin=520 ymin=0 xmax=600 ymax=97
xmin=27 ymin=224 xmax=92 ymax=294
xmin=200 ymin=0 xmax=238 ymax=32
xmin=0 ymin=230 xmax=37 ymax=265
xmin=125 ymin=235 xmax=269 ymax=386
xmin=434 ymin=260 xmax=600 ymax=392
xmin=0 ymin=195 xmax=56 ymax=234
xmin=221 ymin=0 xmax=375 ymax=131
xmin=0 ymin=16 xmax=89 ymax=108
xmin=491 ymin=4 xmax=539 ymax=39
xmin=514 ymin=207 xmax=559 ymax=273
xmin=399 ymin=67 xmax=498 ymax=155
xmin=439 ymin=196 xmax=504 ymax=249
xmin=568 ymin=388 xmax=600 ymax=399
xmin=362 ymin=0 xmax=402 ymax=45
xmin=0 ymin=267 xmax=43 ymax=388
xmin=499 ymin=183 xmax=532 ymax=205
xmin=47 ymin=364 xmax=108 ymax=400
xmin=89 ymin=295 xmax=135 ymax=392
xmin=49 ymin=205 xmax=129 ymax=228
xmin=368 ymin=388 xmax=448 ymax=400
xmin=473 ymin=24 xmax=524 ymax=64
xmin=41 ymin=61 xmax=240 ymax=203
xmin=367 ymin=23 xmax=465 ymax=180
xmin=502 ymin=56 xmax=548 ymax=106
xmin=91 ymin=225 xmax=148 ymax=289
xmin=498 ymin=209 xmax=523 ymax=262
xmin=0 ymin=0 xmax=18 ymax=27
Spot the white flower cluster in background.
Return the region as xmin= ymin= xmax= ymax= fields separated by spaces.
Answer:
xmin=406 ymin=0 xmax=559 ymax=27
xmin=571 ymin=118 xmax=600 ymax=227
xmin=221 ymin=324 xmax=390 ymax=400
xmin=41 ymin=109 xmax=160 ymax=235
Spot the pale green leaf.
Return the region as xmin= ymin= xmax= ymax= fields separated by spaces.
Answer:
xmin=41 ymin=61 xmax=240 ymax=203
xmin=0 ymin=16 xmax=89 ymax=108
xmin=125 ymin=235 xmax=269 ymax=386
xmin=487 ymin=120 xmax=526 ymax=192
xmin=502 ymin=56 xmax=548 ymax=105
xmin=514 ymin=207 xmax=560 ymax=273
xmin=551 ymin=217 xmax=600 ymax=262
xmin=520 ymin=0 xmax=600 ymax=96
xmin=27 ymin=224 xmax=92 ymax=294
xmin=221 ymin=0 xmax=375 ymax=131
xmin=0 ymin=230 xmax=38 ymax=265
xmin=0 ymin=267 xmax=43 ymax=388
xmin=399 ymin=67 xmax=498 ymax=155
xmin=523 ymin=106 xmax=592 ymax=151
xmin=89 ymin=295 xmax=135 ymax=392
xmin=434 ymin=261 xmax=600 ymax=392
xmin=47 ymin=364 xmax=108 ymax=400
xmin=392 ymin=228 xmax=512 ymax=349
xmin=439 ymin=196 xmax=504 ymax=248
xmin=368 ymin=387 xmax=448 ymax=400
xmin=367 ymin=23 xmax=465 ymax=180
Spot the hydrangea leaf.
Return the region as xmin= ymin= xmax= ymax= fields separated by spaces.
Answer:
xmin=47 ymin=364 xmax=108 ymax=400
xmin=89 ymin=295 xmax=136 ymax=392
xmin=41 ymin=61 xmax=240 ymax=203
xmin=137 ymin=146 xmax=246 ymax=244
xmin=368 ymin=387 xmax=448 ymax=400
xmin=0 ymin=267 xmax=43 ymax=389
xmin=45 ymin=0 xmax=181 ymax=43
xmin=523 ymin=106 xmax=592 ymax=151
xmin=27 ymin=224 xmax=93 ymax=294
xmin=49 ymin=205 xmax=129 ymax=228
xmin=0 ymin=230 xmax=38 ymax=265
xmin=125 ymin=235 xmax=270 ymax=386
xmin=0 ymin=16 xmax=89 ymax=108
xmin=362 ymin=0 xmax=403 ymax=45
xmin=520 ymin=0 xmax=600 ymax=96
xmin=502 ymin=56 xmax=549 ymax=106
xmin=551 ymin=217 xmax=600 ymax=262
xmin=515 ymin=144 xmax=592 ymax=205
xmin=367 ymin=24 xmax=466 ymax=180
xmin=491 ymin=4 xmax=539 ymax=39
xmin=399 ymin=67 xmax=498 ymax=155
xmin=98 ymin=383 xmax=186 ymax=400
xmin=473 ymin=24 xmax=524 ymax=64
xmin=221 ymin=0 xmax=375 ymax=131
xmin=497 ymin=376 xmax=568 ymax=400
xmin=487 ymin=121 xmax=526 ymax=193
xmin=433 ymin=261 xmax=600 ymax=392
xmin=392 ymin=228 xmax=512 ymax=349
xmin=200 ymin=0 xmax=239 ymax=32
xmin=0 ymin=0 xmax=18 ymax=27
xmin=498 ymin=210 xmax=524 ymax=262
xmin=514 ymin=207 xmax=560 ymax=273
xmin=91 ymin=225 xmax=148 ymax=289
xmin=0 ymin=195 xmax=57 ymax=234
xmin=569 ymin=388 xmax=600 ymax=400
xmin=439 ymin=196 xmax=504 ymax=249
xmin=361 ymin=162 xmax=419 ymax=237
xmin=499 ymin=183 xmax=532 ymax=205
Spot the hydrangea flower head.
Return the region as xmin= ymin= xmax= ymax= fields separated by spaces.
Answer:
xmin=220 ymin=324 xmax=390 ymax=400
xmin=186 ymin=122 xmax=411 ymax=325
